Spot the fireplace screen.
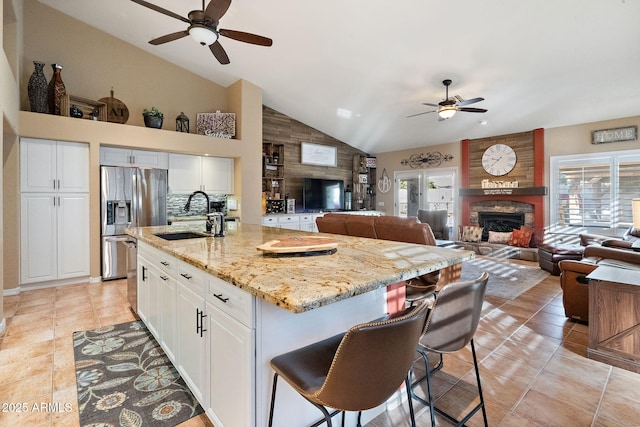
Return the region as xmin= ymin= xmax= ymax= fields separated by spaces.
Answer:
xmin=477 ymin=212 xmax=525 ymax=241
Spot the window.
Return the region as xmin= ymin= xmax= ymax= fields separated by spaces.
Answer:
xmin=551 ymin=150 xmax=640 ymax=231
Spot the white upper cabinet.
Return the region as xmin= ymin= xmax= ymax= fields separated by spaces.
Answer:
xmin=21 ymin=138 xmax=89 ymax=193
xmin=100 ymin=146 xmax=169 ymax=169
xmin=169 ymin=154 xmax=234 ymax=194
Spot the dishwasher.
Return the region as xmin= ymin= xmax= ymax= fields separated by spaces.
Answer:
xmin=124 ymin=238 xmax=138 ymax=314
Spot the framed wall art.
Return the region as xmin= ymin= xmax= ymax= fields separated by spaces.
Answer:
xmin=301 ymin=142 xmax=337 ymax=167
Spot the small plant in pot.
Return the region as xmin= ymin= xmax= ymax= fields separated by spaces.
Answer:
xmin=142 ymin=107 xmax=164 ymax=129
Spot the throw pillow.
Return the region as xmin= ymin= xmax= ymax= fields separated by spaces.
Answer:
xmin=488 ymin=231 xmax=513 ymax=244
xmin=461 ymin=226 xmax=483 ymax=243
xmin=520 ymin=225 xmax=544 ymax=247
xmin=508 ymin=228 xmax=533 ymax=248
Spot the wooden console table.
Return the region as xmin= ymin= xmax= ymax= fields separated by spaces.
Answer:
xmin=586 ymin=266 xmax=640 ymax=373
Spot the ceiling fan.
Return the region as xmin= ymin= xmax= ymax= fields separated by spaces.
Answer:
xmin=131 ymin=0 xmax=272 ymax=65
xmin=408 ymin=79 xmax=487 ymax=121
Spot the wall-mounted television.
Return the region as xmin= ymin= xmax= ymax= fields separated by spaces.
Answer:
xmin=303 ymin=178 xmax=345 ymax=212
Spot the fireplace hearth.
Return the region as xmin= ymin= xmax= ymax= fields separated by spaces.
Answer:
xmin=477 ymin=211 xmax=525 ymax=241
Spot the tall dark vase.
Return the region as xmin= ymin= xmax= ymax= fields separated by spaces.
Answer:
xmin=27 ymin=61 xmax=48 ymax=113
xmin=47 ymin=64 xmax=66 ymax=115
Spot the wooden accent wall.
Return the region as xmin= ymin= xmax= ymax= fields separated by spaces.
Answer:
xmin=262 ymin=106 xmax=367 ymax=210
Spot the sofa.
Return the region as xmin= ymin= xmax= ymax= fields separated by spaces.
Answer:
xmin=558 ymin=241 xmax=640 ymax=322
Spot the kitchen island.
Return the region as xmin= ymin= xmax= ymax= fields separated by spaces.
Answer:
xmin=127 ymin=223 xmax=474 ymax=427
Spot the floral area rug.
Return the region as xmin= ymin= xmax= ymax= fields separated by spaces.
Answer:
xmin=73 ymin=321 xmax=203 ymax=426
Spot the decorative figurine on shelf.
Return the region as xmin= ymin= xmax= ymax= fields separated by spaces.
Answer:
xmin=176 ymin=112 xmax=189 ymax=132
xmin=142 ymin=106 xmax=163 ymax=129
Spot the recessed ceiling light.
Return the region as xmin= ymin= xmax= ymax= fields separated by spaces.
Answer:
xmin=479 ymin=120 xmax=488 ymax=125
xmin=336 ymin=108 xmax=352 ymax=119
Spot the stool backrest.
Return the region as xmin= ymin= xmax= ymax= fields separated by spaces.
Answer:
xmin=420 ymin=272 xmax=489 ymax=353
xmin=314 ymin=301 xmax=429 ymax=411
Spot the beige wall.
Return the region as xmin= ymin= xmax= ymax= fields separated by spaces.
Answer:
xmin=2 ymin=0 xmax=24 ymax=327
xmin=2 ymin=2 xmax=263 ymax=291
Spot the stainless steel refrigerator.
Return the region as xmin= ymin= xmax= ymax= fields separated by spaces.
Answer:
xmin=101 ymin=166 xmax=167 ymax=284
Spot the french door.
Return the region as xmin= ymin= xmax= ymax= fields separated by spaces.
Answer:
xmin=394 ymin=168 xmax=456 ymax=233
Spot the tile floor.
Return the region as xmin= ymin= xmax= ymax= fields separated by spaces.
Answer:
xmin=1 ymin=266 xmax=640 ymax=426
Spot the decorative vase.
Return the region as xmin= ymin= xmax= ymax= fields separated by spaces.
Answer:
xmin=143 ymin=115 xmax=163 ymax=129
xmin=27 ymin=61 xmax=48 ymax=113
xmin=47 ymin=64 xmax=66 ymax=115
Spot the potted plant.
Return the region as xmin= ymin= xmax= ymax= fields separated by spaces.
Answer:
xmin=142 ymin=106 xmax=164 ymax=129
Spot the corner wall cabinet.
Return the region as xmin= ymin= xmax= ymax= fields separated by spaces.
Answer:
xmin=100 ymin=146 xmax=169 ymax=169
xmin=262 ymin=143 xmax=285 ymax=213
xmin=168 ymin=153 xmax=234 ymax=194
xmin=20 ymin=138 xmax=90 ymax=284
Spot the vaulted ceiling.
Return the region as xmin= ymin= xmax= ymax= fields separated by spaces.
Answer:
xmin=39 ymin=0 xmax=640 ymax=154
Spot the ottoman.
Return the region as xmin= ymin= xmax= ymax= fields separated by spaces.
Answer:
xmin=538 ymin=243 xmax=585 ymax=276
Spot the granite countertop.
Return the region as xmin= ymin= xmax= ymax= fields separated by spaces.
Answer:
xmin=126 ymin=223 xmax=474 ymax=313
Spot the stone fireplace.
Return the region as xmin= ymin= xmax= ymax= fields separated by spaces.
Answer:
xmin=477 ymin=211 xmax=525 ymax=241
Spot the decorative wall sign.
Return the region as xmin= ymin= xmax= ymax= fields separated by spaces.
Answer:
xmin=592 ymin=126 xmax=637 ymax=144
xmin=301 ymin=142 xmax=337 ymax=167
xmin=98 ymin=89 xmax=129 ymax=124
xmin=365 ymin=157 xmax=377 ymax=168
xmin=197 ymin=111 xmax=236 ymax=138
xmin=377 ymin=168 xmax=391 ymax=193
xmin=401 ymin=152 xmax=453 ymax=169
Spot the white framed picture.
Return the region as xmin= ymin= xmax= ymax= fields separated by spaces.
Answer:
xmin=301 ymin=142 xmax=337 ymax=167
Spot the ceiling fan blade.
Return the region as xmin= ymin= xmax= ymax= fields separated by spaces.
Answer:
xmin=407 ymin=110 xmax=436 ymax=118
xmin=149 ymin=30 xmax=189 ymax=45
xmin=209 ymin=40 xmax=230 ymax=64
xmin=457 ymin=97 xmax=485 ymax=107
xmin=421 ymin=103 xmax=439 ymax=108
xmin=219 ymin=29 xmax=273 ymax=46
xmin=457 ymin=107 xmax=488 ymax=113
xmin=130 ymin=0 xmax=190 ymax=24
xmin=204 ymin=0 xmax=232 ymax=21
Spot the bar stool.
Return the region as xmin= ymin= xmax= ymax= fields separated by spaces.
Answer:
xmin=268 ymin=301 xmax=430 ymax=427
xmin=411 ymin=272 xmax=489 ymax=427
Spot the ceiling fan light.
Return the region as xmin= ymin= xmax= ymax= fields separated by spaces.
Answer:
xmin=189 ymin=24 xmax=218 ymax=46
xmin=438 ymin=107 xmax=456 ymax=119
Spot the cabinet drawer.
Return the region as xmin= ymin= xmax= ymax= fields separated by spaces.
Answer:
xmin=208 ymin=276 xmax=254 ymax=328
xmin=142 ymin=244 xmax=177 ymax=275
xmin=299 ymin=214 xmax=315 ymax=223
xmin=177 ymin=261 xmax=206 ymax=296
xmin=262 ymin=216 xmax=279 ymax=226
xmin=278 ymin=215 xmax=300 ymax=224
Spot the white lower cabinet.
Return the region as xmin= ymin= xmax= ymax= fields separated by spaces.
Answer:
xmin=137 ymin=242 xmax=254 ymax=426
xmin=20 ymin=193 xmax=89 ymax=284
xmin=176 ymin=275 xmax=208 ymax=405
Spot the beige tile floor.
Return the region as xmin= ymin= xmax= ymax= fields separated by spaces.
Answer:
xmin=1 ymin=268 xmax=640 ymax=426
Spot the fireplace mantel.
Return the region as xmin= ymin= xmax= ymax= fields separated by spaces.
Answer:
xmin=459 ymin=187 xmax=548 ymax=197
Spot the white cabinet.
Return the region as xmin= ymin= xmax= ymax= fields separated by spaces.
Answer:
xmin=169 ymin=153 xmax=234 ymax=194
xmin=159 ymin=273 xmax=177 ymax=362
xmin=21 ymin=138 xmax=89 ymax=193
xmin=20 ymin=193 xmax=89 ymax=284
xmin=176 ymin=262 xmax=208 ymax=404
xmin=100 ymin=146 xmax=169 ymax=169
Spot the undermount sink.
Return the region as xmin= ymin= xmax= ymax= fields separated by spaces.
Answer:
xmin=154 ymin=231 xmax=209 ymax=241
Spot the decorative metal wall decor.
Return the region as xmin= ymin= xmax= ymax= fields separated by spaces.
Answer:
xmin=377 ymin=168 xmax=391 ymax=193
xmin=401 ymin=152 xmax=453 ymax=169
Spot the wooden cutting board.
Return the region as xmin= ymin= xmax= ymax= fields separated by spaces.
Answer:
xmin=257 ymin=236 xmax=338 ymax=254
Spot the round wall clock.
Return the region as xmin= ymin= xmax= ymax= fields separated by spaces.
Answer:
xmin=481 ymin=143 xmax=517 ymax=176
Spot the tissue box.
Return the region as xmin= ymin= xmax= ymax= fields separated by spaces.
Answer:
xmin=196 ymin=111 xmax=236 ymax=138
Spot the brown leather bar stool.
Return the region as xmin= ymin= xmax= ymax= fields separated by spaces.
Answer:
xmin=268 ymin=301 xmax=430 ymax=427
xmin=411 ymin=272 xmax=489 ymax=427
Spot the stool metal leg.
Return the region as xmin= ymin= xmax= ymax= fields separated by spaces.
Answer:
xmin=268 ymin=373 xmax=279 ymax=427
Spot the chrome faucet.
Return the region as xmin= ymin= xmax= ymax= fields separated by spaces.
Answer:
xmin=184 ymin=191 xmax=210 ymax=214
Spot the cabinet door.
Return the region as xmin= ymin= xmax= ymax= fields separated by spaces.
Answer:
xmin=207 ymin=302 xmax=254 ymax=427
xmin=20 ymin=194 xmax=57 ymax=283
xmin=137 ymin=256 xmax=152 ymax=323
xmin=131 ymin=150 xmax=169 ymax=169
xmin=169 ymin=154 xmax=202 ymax=194
xmin=201 ymin=157 xmax=234 ymax=194
xmin=20 ymin=138 xmax=56 ymax=192
xmin=176 ymin=281 xmax=207 ymax=404
xmin=57 ymin=142 xmax=89 ymax=192
xmin=57 ymin=193 xmax=90 ymax=279
xmin=159 ymin=274 xmax=177 ymax=362
xmin=100 ymin=147 xmax=133 ymax=167
xmin=145 ymin=264 xmax=162 ymax=341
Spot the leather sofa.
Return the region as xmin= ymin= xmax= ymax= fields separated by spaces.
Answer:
xmin=316 ymin=214 xmax=440 ymax=291
xmin=558 ymin=243 xmax=640 ymax=322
